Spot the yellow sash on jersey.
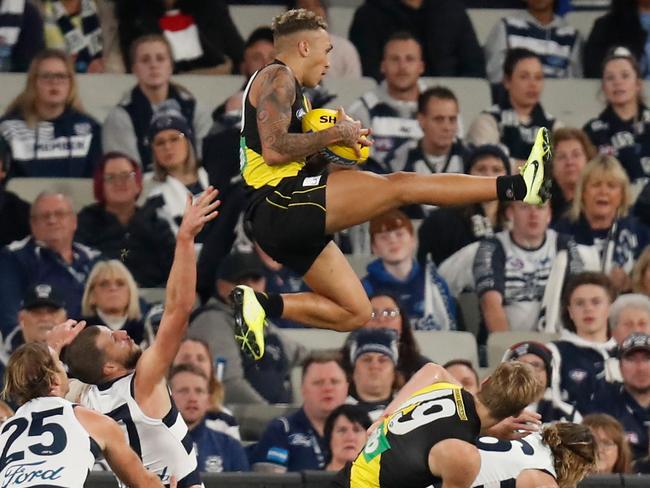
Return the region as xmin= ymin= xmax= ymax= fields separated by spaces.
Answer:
xmin=349 ymin=382 xmax=467 ymax=488
xmin=240 ymin=140 xmax=304 ymax=189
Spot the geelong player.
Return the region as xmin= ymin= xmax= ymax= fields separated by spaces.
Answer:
xmin=336 ymin=361 xmax=544 ymax=488
xmin=233 ymin=8 xmax=552 ymax=359
xmin=1 ymin=342 xmax=171 ymax=488
xmin=63 ymin=188 xmax=219 ymax=488
xmin=473 ymin=423 xmax=597 ymax=488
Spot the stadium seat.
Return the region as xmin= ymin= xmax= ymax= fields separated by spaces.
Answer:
xmin=138 ymin=287 xmax=166 ymax=305
xmin=174 ymin=74 xmax=246 ymax=112
xmin=541 ymin=78 xmax=601 ymax=128
xmin=413 ymin=330 xmax=479 ymax=369
xmin=346 ymin=254 xmax=374 ymax=278
xmin=6 ymin=177 xmax=94 ymax=212
xmin=280 ymin=329 xmax=349 ymax=352
xmin=327 ymin=76 xmax=377 ymax=113
xmin=421 ymin=77 xmax=491 ymax=136
xmin=228 ymin=403 xmax=299 ymax=441
xmin=486 ymin=330 xmax=561 ymax=368
xmin=0 ymin=73 xmax=26 ymax=114
xmin=565 ymin=10 xmax=602 ymax=42
xmin=457 ymin=292 xmax=480 ymax=337
xmin=467 ymin=9 xmax=521 ymax=46
xmin=77 ymin=73 xmax=137 ymax=122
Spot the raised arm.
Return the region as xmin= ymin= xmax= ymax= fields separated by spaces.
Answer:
xmin=135 ymin=188 xmax=220 ymax=392
xmin=255 ymin=64 xmax=368 ymax=165
xmin=74 ymin=406 xmax=166 ymax=488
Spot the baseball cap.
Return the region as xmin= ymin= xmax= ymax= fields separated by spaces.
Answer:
xmin=21 ymin=283 xmax=65 ymax=310
xmin=349 ymin=328 xmax=399 ymax=365
xmin=148 ymin=100 xmax=194 ymax=146
xmin=619 ymin=333 xmax=650 ymax=359
xmin=217 ymin=251 xmax=266 ymax=283
xmin=502 ymin=341 xmax=552 ymax=387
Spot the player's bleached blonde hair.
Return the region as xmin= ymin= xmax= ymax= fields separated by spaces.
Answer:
xmin=272 ymin=8 xmax=327 ymax=39
xmin=476 ymin=361 xmax=544 ymax=420
xmin=3 ymin=343 xmax=60 ymax=405
xmin=542 ymin=423 xmax=597 ymax=488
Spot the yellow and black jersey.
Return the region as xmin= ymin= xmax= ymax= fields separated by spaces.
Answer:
xmin=239 ymin=59 xmax=311 ymax=190
xmin=348 ymin=382 xmax=480 ymax=488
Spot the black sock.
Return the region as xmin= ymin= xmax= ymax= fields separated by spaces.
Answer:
xmin=496 ymin=175 xmax=527 ymax=201
xmin=255 ymin=292 xmax=284 ymax=319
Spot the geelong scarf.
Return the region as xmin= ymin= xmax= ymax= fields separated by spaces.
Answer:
xmin=50 ymin=0 xmax=102 ymax=71
xmin=0 ymin=0 xmax=25 ymax=48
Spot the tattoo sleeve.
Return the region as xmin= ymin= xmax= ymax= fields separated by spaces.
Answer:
xmin=256 ymin=66 xmax=339 ymax=164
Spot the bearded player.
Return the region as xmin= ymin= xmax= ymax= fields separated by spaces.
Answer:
xmin=234 ymin=8 xmax=552 ymax=359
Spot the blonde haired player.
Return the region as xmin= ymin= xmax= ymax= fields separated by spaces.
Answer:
xmin=234 ymin=8 xmax=552 ymax=360
xmin=332 ymin=361 xmax=544 ymax=488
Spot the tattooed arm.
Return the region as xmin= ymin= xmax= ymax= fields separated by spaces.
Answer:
xmin=256 ymin=65 xmax=367 ymax=165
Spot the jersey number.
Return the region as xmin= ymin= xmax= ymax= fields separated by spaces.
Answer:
xmin=0 ymin=407 xmax=68 ymax=472
xmin=476 ymin=437 xmax=534 ymax=456
xmin=387 ymin=389 xmax=457 ymax=435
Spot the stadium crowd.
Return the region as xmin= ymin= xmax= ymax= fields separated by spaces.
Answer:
xmin=4 ymin=0 xmax=650 ymax=483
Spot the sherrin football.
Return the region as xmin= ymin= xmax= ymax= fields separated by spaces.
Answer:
xmin=301 ymin=108 xmax=370 ymax=166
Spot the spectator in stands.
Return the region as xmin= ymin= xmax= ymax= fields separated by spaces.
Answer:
xmin=584 ymin=0 xmax=650 ymax=79
xmin=169 ymin=363 xmax=249 ymax=473
xmin=173 ymin=338 xmax=240 ymax=440
xmin=0 ymin=137 xmax=30 ymax=246
xmin=610 ymin=294 xmax=650 ymax=344
xmin=348 ymin=0 xmax=484 ymax=80
xmin=0 ymin=192 xmax=100 ymax=338
xmin=345 ymin=328 xmax=400 ymax=421
xmin=468 ymin=48 xmax=560 ymax=166
xmin=144 ymin=107 xmax=209 ymax=241
xmin=252 ymin=352 xmax=349 ymax=472
xmin=550 ymin=128 xmax=597 ymax=223
xmin=80 ymin=260 xmax=147 ymax=345
xmin=484 ymin=0 xmax=583 ymax=84
xmin=547 ymin=272 xmax=619 ymax=410
xmin=75 ymin=152 xmax=175 ymax=287
xmin=584 ymin=47 xmax=650 ymax=183
xmin=582 ymin=413 xmax=633 ymax=474
xmin=0 ymin=49 xmax=102 ymax=178
xmin=417 ymin=145 xmax=510 ymax=266
xmin=443 ymin=359 xmax=479 ymax=394
xmin=37 ymin=0 xmax=104 ymax=73
xmin=2 ymin=282 xmax=66 ymax=355
xmin=553 ymin=155 xmax=650 ymax=292
xmin=0 ymin=0 xmax=44 ymax=72
xmin=633 ymin=246 xmax=650 ymax=296
xmin=190 ymin=251 xmax=307 ymax=404
xmin=362 ymin=209 xmax=457 ymax=331
xmin=582 ymin=333 xmax=650 ymax=460
xmin=474 ymin=201 xmax=580 ymax=345
xmin=287 ymin=0 xmax=361 ymax=80
xmin=323 ymin=404 xmax=371 ymax=472
xmin=347 ymin=32 xmax=424 ymax=173
xmin=115 ymin=0 xmax=243 ymax=75
xmin=391 ymin=86 xmax=469 ymax=217
xmin=341 ymin=293 xmax=430 ymax=382
xmin=102 ymin=34 xmax=211 ymax=170
xmin=502 ymin=340 xmax=581 ymax=423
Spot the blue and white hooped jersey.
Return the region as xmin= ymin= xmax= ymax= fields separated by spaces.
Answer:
xmin=472 ymin=433 xmax=556 ymax=488
xmin=0 ymin=396 xmax=98 ymax=488
xmin=83 ymin=373 xmax=202 ymax=488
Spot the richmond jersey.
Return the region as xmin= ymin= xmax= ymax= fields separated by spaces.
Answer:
xmin=473 ymin=433 xmax=557 ymax=488
xmin=0 ymin=396 xmax=98 ymax=488
xmin=83 ymin=373 xmax=202 ymax=488
xmin=240 ymin=60 xmax=310 ymax=190
xmin=349 ymin=382 xmax=480 ymax=488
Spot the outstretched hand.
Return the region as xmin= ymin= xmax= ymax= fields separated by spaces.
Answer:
xmin=486 ymin=410 xmax=542 ymax=440
xmin=47 ymin=319 xmax=87 ymax=355
xmin=178 ymin=186 xmax=220 ymax=240
xmin=335 ymin=107 xmax=372 ymax=159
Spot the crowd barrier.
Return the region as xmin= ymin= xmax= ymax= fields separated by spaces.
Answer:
xmin=83 ymin=471 xmax=650 ymax=488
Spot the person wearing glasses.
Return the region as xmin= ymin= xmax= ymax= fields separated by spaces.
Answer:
xmin=0 ymin=49 xmax=102 ymax=178
xmin=75 ymin=152 xmax=175 ymax=287
xmin=362 ymin=209 xmax=457 ymax=331
xmin=144 ymin=106 xmax=210 ymax=245
xmin=0 ymin=191 xmax=101 ymax=339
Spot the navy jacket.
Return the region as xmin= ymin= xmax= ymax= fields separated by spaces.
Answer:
xmin=0 ymin=237 xmax=101 ymax=338
xmin=584 ymin=381 xmax=650 ymax=460
xmin=252 ymin=408 xmax=328 ymax=471
xmin=189 ymin=417 xmax=249 ymax=473
xmin=0 ymin=108 xmax=101 ymax=178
